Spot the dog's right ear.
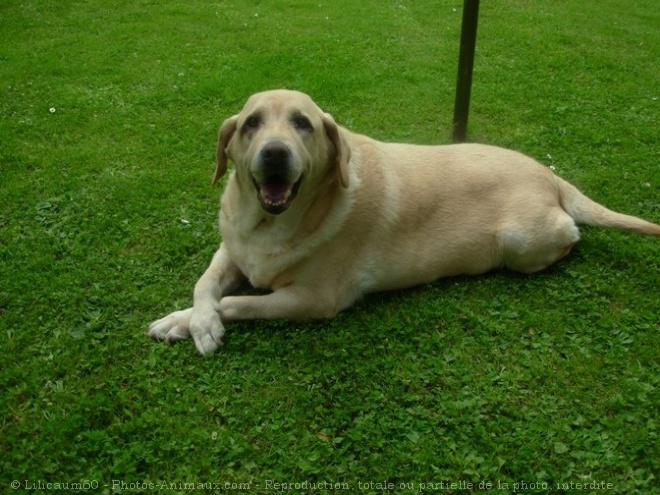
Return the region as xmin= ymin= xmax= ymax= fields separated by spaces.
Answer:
xmin=213 ymin=115 xmax=239 ymax=186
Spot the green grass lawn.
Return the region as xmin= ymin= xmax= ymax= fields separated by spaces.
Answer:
xmin=1 ymin=0 xmax=659 ymax=493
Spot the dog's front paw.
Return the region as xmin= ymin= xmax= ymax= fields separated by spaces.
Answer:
xmin=148 ymin=308 xmax=193 ymax=343
xmin=189 ymin=308 xmax=225 ymax=356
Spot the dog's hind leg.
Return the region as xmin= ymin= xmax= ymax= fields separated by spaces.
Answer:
xmin=501 ymin=209 xmax=580 ymax=274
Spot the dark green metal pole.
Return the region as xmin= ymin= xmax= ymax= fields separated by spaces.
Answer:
xmin=452 ymin=0 xmax=480 ymax=142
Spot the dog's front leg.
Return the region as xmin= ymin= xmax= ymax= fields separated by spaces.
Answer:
xmin=188 ymin=243 xmax=246 ymax=354
xmin=149 ymin=243 xmax=245 ymax=354
xmin=219 ymin=286 xmax=338 ymax=322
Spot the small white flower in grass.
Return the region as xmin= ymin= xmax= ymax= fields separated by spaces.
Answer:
xmin=211 ymin=431 xmax=218 ymax=440
xmin=549 ymin=166 xmax=556 ymax=171
xmin=49 ymin=107 xmax=56 ymax=113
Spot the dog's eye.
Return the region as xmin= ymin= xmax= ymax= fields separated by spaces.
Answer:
xmin=292 ymin=115 xmax=313 ymax=131
xmin=243 ymin=115 xmax=261 ymax=131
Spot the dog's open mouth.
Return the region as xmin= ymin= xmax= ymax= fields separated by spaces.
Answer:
xmin=254 ymin=175 xmax=302 ymax=215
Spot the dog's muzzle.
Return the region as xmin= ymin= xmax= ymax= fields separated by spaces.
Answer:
xmin=252 ymin=141 xmax=302 ymax=215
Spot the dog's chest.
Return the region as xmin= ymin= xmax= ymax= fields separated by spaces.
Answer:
xmin=220 ymin=182 xmax=355 ymax=289
xmin=224 ymin=228 xmax=305 ymax=289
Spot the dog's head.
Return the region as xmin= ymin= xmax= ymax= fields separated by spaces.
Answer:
xmin=213 ymin=90 xmax=351 ymax=215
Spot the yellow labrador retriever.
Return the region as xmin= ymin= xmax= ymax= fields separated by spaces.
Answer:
xmin=149 ymin=89 xmax=660 ymax=354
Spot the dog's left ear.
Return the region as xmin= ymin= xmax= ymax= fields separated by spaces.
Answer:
xmin=323 ymin=113 xmax=351 ymax=189
xmin=212 ymin=115 xmax=238 ymax=186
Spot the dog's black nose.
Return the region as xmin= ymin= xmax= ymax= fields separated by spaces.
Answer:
xmin=261 ymin=141 xmax=290 ymax=166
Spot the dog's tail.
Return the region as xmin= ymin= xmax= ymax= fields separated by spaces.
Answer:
xmin=556 ymin=176 xmax=660 ymax=236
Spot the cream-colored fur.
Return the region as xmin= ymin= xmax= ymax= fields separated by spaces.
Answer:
xmin=149 ymin=89 xmax=660 ymax=354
